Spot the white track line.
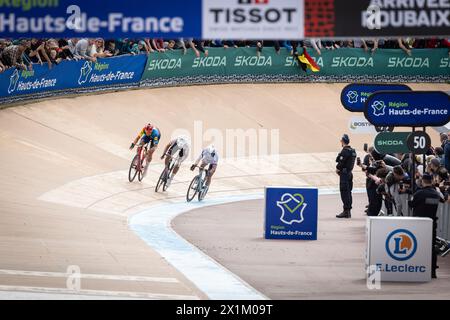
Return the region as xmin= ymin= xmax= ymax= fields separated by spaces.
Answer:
xmin=0 ymin=269 xmax=178 ymax=283
xmin=129 ymin=188 xmax=366 ymax=300
xmin=0 ymin=285 xmax=198 ymax=300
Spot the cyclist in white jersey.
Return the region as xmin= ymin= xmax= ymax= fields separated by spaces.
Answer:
xmin=160 ymin=135 xmax=190 ymax=185
xmin=190 ymin=145 xmax=218 ymax=187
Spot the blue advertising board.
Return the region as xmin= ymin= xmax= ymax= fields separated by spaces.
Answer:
xmin=365 ymin=91 xmax=450 ymax=127
xmin=0 ymin=0 xmax=201 ymax=39
xmin=341 ymin=83 xmax=411 ymax=112
xmin=0 ymin=54 xmax=146 ymax=98
xmin=264 ymin=187 xmax=318 ymax=240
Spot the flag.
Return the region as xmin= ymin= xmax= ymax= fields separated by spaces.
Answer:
xmin=297 ymin=48 xmax=320 ymax=72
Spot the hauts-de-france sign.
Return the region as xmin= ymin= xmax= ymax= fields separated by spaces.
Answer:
xmin=264 ymin=187 xmax=318 ymax=240
xmin=341 ymin=83 xmax=411 ymax=113
xmin=365 ymin=91 xmax=450 ymax=127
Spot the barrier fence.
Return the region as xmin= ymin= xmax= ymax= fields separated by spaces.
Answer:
xmin=1 ymin=48 xmax=449 ymax=105
xmin=395 ymin=194 xmax=450 ymax=241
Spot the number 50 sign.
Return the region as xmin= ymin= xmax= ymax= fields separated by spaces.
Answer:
xmin=407 ymin=131 xmax=431 ymax=154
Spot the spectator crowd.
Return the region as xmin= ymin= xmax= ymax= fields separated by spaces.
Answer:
xmin=357 ymin=131 xmax=450 ymax=217
xmin=1 ymin=37 xmax=450 ymax=73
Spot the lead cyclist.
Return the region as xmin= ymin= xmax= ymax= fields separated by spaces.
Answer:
xmin=190 ymin=144 xmax=218 ymax=189
xmin=160 ymin=135 xmax=191 ymax=186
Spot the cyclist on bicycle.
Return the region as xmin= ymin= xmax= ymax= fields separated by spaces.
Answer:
xmin=190 ymin=144 xmax=218 ymax=188
xmin=129 ymin=123 xmax=161 ymax=177
xmin=160 ymin=135 xmax=191 ymax=186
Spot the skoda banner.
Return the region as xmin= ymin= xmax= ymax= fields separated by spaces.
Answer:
xmin=374 ymin=132 xmax=410 ymax=154
xmin=365 ymin=91 xmax=450 ymax=127
xmin=341 ymin=83 xmax=411 ymax=113
xmin=264 ymin=187 xmax=318 ymax=240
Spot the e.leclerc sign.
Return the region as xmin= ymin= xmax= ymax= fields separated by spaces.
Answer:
xmin=365 ymin=91 xmax=450 ymax=127
xmin=341 ymin=83 xmax=411 ymax=112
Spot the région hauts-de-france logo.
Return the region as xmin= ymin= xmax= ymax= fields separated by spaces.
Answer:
xmin=8 ymin=69 xmax=20 ymax=94
xmin=371 ymin=100 xmax=386 ymax=116
xmin=385 ymin=229 xmax=417 ymax=261
xmin=78 ymin=61 xmax=93 ymax=85
xmin=347 ymin=91 xmax=359 ymax=104
xmin=276 ymin=193 xmax=307 ymax=225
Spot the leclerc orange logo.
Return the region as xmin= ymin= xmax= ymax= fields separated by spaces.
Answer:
xmin=385 ymin=229 xmax=417 ymax=261
xmin=239 ymin=0 xmax=270 ymax=4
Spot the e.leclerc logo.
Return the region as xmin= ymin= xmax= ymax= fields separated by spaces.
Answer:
xmin=375 ymin=229 xmax=426 ymax=274
xmin=386 ymin=229 xmax=417 ymax=261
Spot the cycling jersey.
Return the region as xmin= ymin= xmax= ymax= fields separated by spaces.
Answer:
xmin=138 ymin=127 xmax=161 ymax=147
xmin=197 ymin=148 xmax=219 ymax=165
xmin=168 ymin=139 xmax=190 ymax=163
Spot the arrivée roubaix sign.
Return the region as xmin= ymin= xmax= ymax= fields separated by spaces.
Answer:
xmin=333 ymin=0 xmax=450 ymax=37
xmin=365 ymin=91 xmax=450 ymax=127
xmin=0 ymin=0 xmax=447 ymax=38
xmin=264 ymin=187 xmax=318 ymax=240
xmin=341 ymin=83 xmax=411 ymax=113
xmin=366 ymin=217 xmax=432 ymax=282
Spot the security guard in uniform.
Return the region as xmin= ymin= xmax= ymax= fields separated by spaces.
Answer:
xmin=336 ymin=134 xmax=357 ymax=219
xmin=409 ymin=173 xmax=443 ymax=279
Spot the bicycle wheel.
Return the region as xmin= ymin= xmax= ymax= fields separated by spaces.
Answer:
xmin=138 ymin=158 xmax=146 ymax=182
xmin=198 ymin=184 xmax=209 ymax=202
xmin=155 ymin=168 xmax=166 ymax=192
xmin=163 ymin=162 xmax=175 ymax=192
xmin=128 ymin=154 xmax=139 ymax=182
xmin=186 ymin=176 xmax=199 ymax=202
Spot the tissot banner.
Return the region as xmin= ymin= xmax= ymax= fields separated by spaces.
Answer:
xmin=202 ymin=0 xmax=305 ymax=39
xmin=365 ymin=91 xmax=450 ymax=127
xmin=264 ymin=187 xmax=318 ymax=240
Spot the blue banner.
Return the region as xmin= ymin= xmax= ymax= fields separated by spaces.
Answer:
xmin=264 ymin=187 xmax=318 ymax=240
xmin=0 ymin=54 xmax=146 ymax=98
xmin=365 ymin=91 xmax=450 ymax=127
xmin=341 ymin=83 xmax=411 ymax=113
xmin=0 ymin=0 xmax=201 ymax=39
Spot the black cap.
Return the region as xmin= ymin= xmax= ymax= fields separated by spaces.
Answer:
xmin=341 ymin=134 xmax=350 ymax=145
xmin=422 ymin=173 xmax=433 ymax=182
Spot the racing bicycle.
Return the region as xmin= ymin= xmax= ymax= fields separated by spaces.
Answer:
xmin=155 ymin=152 xmax=180 ymax=192
xmin=128 ymin=143 xmax=148 ymax=182
xmin=186 ymin=165 xmax=210 ymax=202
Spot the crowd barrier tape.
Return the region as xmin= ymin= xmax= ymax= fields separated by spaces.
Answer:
xmin=0 ymin=54 xmax=147 ymax=104
xmin=1 ymin=48 xmax=449 ymax=106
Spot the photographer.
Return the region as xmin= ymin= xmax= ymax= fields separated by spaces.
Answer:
xmin=386 ymin=166 xmax=411 ymax=216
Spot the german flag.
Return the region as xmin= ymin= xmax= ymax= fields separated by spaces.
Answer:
xmin=297 ymin=48 xmax=320 ymax=72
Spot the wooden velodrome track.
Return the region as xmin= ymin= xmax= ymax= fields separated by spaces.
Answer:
xmin=0 ymin=83 xmax=448 ymax=299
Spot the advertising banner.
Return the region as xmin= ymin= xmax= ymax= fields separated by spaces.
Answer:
xmin=142 ymin=48 xmax=450 ymax=83
xmin=365 ymin=91 xmax=450 ymax=127
xmin=264 ymin=187 xmax=318 ymax=240
xmin=366 ymin=217 xmax=432 ymax=282
xmin=341 ymin=83 xmax=411 ymax=113
xmin=0 ymin=54 xmax=146 ymax=98
xmin=202 ymin=0 xmax=304 ymax=39
xmin=306 ymin=0 xmax=450 ymax=37
xmin=374 ymin=132 xmax=410 ymax=154
xmin=0 ymin=0 xmax=202 ymax=39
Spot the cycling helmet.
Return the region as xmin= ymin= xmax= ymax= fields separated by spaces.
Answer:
xmin=207 ymin=144 xmax=216 ymax=157
xmin=176 ymin=135 xmax=190 ymax=149
xmin=144 ymin=123 xmax=153 ymax=133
